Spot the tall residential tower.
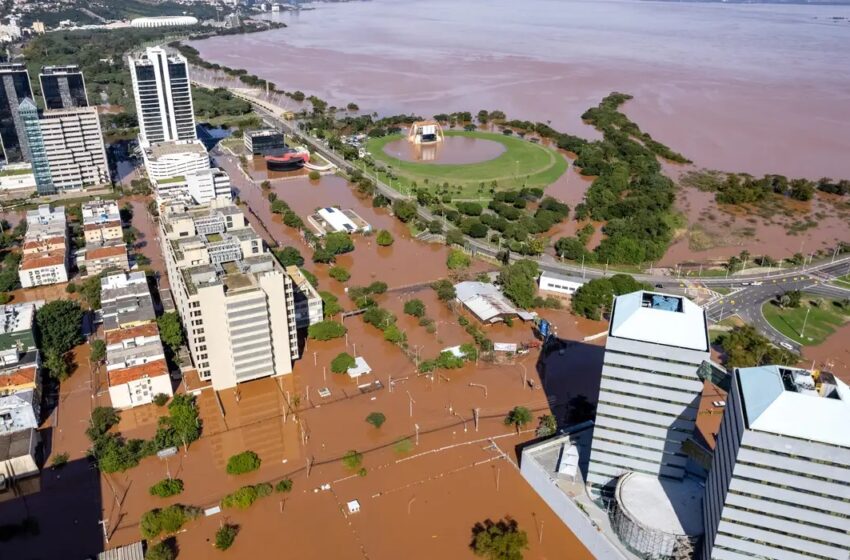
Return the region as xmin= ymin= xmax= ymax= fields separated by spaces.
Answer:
xmin=129 ymin=47 xmax=196 ymax=145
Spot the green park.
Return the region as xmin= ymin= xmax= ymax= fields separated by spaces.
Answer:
xmin=360 ymin=130 xmax=568 ymax=198
xmin=762 ymin=294 xmax=850 ymax=346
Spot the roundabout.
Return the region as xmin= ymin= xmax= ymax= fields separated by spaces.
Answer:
xmin=363 ymin=130 xmax=568 ymax=196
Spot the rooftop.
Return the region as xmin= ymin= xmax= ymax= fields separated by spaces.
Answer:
xmin=0 ymin=302 xmax=36 ymax=335
xmin=609 ymin=290 xmax=708 ymax=352
xmin=0 ymin=389 xmax=38 ymax=434
xmin=105 ymin=323 xmax=160 ymax=346
xmin=20 ymin=251 xmax=65 ymax=270
xmin=148 ymin=140 xmax=207 ymax=159
xmin=85 ymin=243 xmax=128 ymax=261
xmin=108 ymin=358 xmax=169 ymax=387
xmin=737 ymin=365 xmax=850 ymax=448
xmin=0 ymin=427 xmax=35 ymax=461
xmin=615 ymin=472 xmax=704 ymax=537
xmin=455 ymin=281 xmax=535 ymax=323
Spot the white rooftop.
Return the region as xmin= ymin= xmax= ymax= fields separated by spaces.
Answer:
xmin=455 ymin=281 xmax=536 ymax=323
xmin=317 ymin=207 xmax=358 ymax=234
xmin=347 ymin=356 xmax=371 ymax=379
xmin=616 ymin=472 xmax=704 ymax=537
xmin=609 ymin=291 xmax=708 ymax=352
xmin=737 ymin=365 xmax=850 ymax=448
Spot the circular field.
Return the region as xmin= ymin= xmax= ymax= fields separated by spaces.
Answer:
xmin=364 ymin=131 xmax=568 ymax=195
xmin=382 ymin=135 xmax=507 ymax=164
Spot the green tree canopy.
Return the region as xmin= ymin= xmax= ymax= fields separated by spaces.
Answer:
xmin=36 ymin=300 xmax=83 ymax=356
xmin=308 ymin=321 xmax=347 ymax=341
xmin=324 ymin=232 xmax=355 ymax=255
xmin=365 ymin=412 xmax=386 ymax=428
xmin=498 ymin=260 xmax=539 ymax=309
xmin=403 ymin=298 xmax=426 ymax=318
xmin=376 ymin=230 xmax=394 ymax=246
xmin=157 ymin=312 xmax=184 ymax=353
xmin=392 ymin=200 xmax=417 ymax=223
xmin=447 ymin=248 xmax=472 ymax=270
xmin=471 ymin=518 xmax=528 ymax=560
xmin=504 ymin=406 xmax=533 ymax=432
xmin=331 ymin=352 xmax=356 ymax=374
xmin=226 ymin=451 xmax=262 ymax=475
xmin=90 ymin=339 xmax=106 ymax=363
xmin=275 ymin=246 xmax=304 ymax=267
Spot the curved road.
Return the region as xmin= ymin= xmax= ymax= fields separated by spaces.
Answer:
xmin=206 ymin=81 xmax=850 ymax=349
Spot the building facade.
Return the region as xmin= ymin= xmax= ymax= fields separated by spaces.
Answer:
xmin=586 ymin=291 xmax=709 ymax=497
xmin=129 ymin=47 xmax=196 ymax=145
xmin=82 ymin=199 xmax=123 ymax=244
xmin=244 ymin=129 xmax=285 ymax=156
xmin=142 ymin=139 xmax=209 ymax=184
xmin=0 ymin=302 xmax=42 ymax=437
xmin=285 ymin=265 xmax=323 ymax=329
xmin=39 ymin=65 xmax=88 ymax=110
xmin=17 ymin=98 xmax=52 ymax=194
xmin=702 ymin=365 xmax=850 ymax=560
xmin=0 ymin=63 xmax=33 ymax=163
xmin=78 ymin=241 xmax=129 ymax=276
xmin=160 ymin=198 xmax=298 ymax=390
xmin=18 ymin=205 xmax=68 ymax=288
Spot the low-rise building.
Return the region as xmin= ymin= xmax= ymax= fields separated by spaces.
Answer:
xmin=100 ymin=272 xmax=155 ymax=331
xmin=0 ymin=428 xmax=39 ymax=483
xmin=82 ymin=199 xmax=122 ymax=244
xmin=244 ymin=129 xmax=285 ymax=156
xmin=454 ymin=281 xmax=536 ymax=324
xmin=77 ymin=241 xmax=129 ymax=276
xmin=285 ymin=265 xmax=323 ymax=329
xmin=308 ymin=206 xmax=371 ymax=236
xmin=160 ymin=198 xmax=298 ymax=390
xmin=0 ymin=163 xmax=36 ymax=197
xmin=104 ymin=323 xmax=171 ymax=409
xmin=142 ymin=140 xmax=209 ymax=185
xmin=186 ymin=167 xmax=231 ymax=204
xmin=0 ymin=302 xmax=42 ymax=436
xmin=19 ymin=205 xmax=68 ymax=288
xmin=538 ymin=271 xmax=584 ymax=296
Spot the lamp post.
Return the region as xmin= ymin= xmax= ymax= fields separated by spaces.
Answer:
xmin=800 ymin=307 xmax=811 ymax=340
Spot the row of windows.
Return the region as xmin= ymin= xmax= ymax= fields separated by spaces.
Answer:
xmin=722 ymin=504 xmax=848 ymax=538
xmin=596 ymin=399 xmax=697 ymax=432
xmin=736 ymin=459 xmax=846 ymax=488
xmin=718 ymin=518 xmax=844 ymax=555
xmin=600 ymin=386 xmax=700 ymax=409
xmin=728 ymin=489 xmax=850 ymax=521
xmin=741 ymin=444 xmax=850 ymax=469
xmin=713 ymin=542 xmax=833 ymax=560
xmin=735 ymin=473 xmax=850 ymax=505
xmin=593 ymin=435 xmax=687 ymax=460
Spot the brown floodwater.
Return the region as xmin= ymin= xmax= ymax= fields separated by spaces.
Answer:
xmin=381 ymin=136 xmax=506 ymax=164
xmin=191 ymin=0 xmax=850 ymax=179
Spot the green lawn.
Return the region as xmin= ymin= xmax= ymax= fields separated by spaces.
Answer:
xmin=832 ymin=274 xmax=850 ymax=289
xmin=360 ymin=131 xmax=568 ymax=197
xmin=762 ymin=296 xmax=850 ymax=346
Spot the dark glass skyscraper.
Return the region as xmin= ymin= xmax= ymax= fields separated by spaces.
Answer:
xmin=0 ymin=63 xmax=34 ymax=163
xmin=39 ymin=65 xmax=89 ymax=110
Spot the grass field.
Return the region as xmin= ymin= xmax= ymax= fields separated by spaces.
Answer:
xmin=832 ymin=273 xmax=850 ymax=289
xmin=762 ymin=296 xmax=850 ymax=346
xmin=360 ymin=130 xmax=568 ymax=197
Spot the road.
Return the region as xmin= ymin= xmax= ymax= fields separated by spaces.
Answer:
xmin=197 ymin=80 xmax=850 ymax=349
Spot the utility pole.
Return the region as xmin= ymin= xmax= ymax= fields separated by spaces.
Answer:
xmin=414 ymin=423 xmax=420 ymax=446
xmin=474 ymin=408 xmax=480 ymax=432
xmin=406 ymin=390 xmax=415 ymax=417
xmin=800 ymin=307 xmax=812 ymax=339
xmin=99 ymin=519 xmax=109 ymax=545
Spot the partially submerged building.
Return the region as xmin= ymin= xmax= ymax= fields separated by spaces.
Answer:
xmin=285 ymin=265 xmax=323 ymax=329
xmin=0 ymin=302 xmax=42 ymax=438
xmin=308 ymin=206 xmax=371 ymax=237
xmin=19 ymin=205 xmax=68 ymax=288
xmin=454 ymin=281 xmax=535 ymax=324
xmin=160 ymin=198 xmax=298 ymax=390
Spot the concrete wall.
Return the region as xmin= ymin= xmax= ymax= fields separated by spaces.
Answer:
xmin=520 ymin=445 xmax=627 ymax=560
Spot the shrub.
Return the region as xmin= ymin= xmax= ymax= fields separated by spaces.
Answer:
xmin=367 ymin=281 xmax=387 ymax=294
xmin=328 ymin=265 xmax=351 ymax=282
xmin=51 ymin=452 xmax=69 ymax=469
xmin=331 ymin=352 xmax=356 ymax=374
xmin=376 ymin=229 xmax=394 ymax=246
xmin=394 ymin=438 xmax=413 ymax=455
xmin=275 ymin=478 xmax=293 ymax=493
xmin=145 ymin=540 xmax=176 ymax=560
xmin=65 ymin=283 xmax=77 ymax=293
xmin=365 ymin=412 xmax=386 ymax=428
xmin=309 ymin=170 xmax=321 ymax=181
xmin=139 ymin=505 xmax=200 ymax=539
xmin=221 ymin=483 xmax=273 ymax=509
xmin=403 ymin=298 xmax=426 ymax=318
xmin=226 ymin=451 xmax=261 ymax=475
xmin=447 ymin=248 xmax=472 ymax=270
xmin=342 ymin=450 xmax=363 ymax=470
xmin=153 ymin=393 xmax=170 ymax=407
xmin=149 ymin=478 xmax=184 ymax=498
xmin=308 ymin=321 xmax=347 ymax=341
xmin=215 ymin=524 xmax=239 ymax=551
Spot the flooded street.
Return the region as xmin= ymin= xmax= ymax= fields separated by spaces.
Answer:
xmin=382 ymin=136 xmax=507 ymax=164
xmin=192 ymin=0 xmax=850 ymax=179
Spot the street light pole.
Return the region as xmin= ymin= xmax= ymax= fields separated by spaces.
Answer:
xmin=800 ymin=307 xmax=811 ymax=339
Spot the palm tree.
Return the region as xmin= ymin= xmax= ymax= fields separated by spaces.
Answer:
xmin=504 ymin=406 xmax=533 ymax=433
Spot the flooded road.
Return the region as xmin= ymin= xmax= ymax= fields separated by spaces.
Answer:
xmin=382 ymin=136 xmax=506 ymax=164
xmin=192 ymin=0 xmax=850 ymax=179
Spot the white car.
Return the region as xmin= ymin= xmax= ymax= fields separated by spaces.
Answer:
xmin=780 ymin=341 xmax=794 ymax=350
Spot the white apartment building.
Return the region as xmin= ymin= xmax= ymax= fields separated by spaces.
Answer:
xmin=100 ymin=272 xmax=156 ymax=331
xmin=142 ymin=139 xmax=209 ymax=184
xmin=285 ymin=265 xmax=323 ymax=329
xmin=104 ymin=323 xmax=172 ymax=409
xmin=160 ymin=199 xmax=298 ymax=390
xmin=702 ymin=365 xmax=850 ymax=560
xmin=129 ymin=47 xmax=196 ymax=145
xmin=77 ymin=241 xmax=129 ymax=276
xmin=586 ymin=291 xmax=709 ymax=497
xmin=186 ymin=167 xmax=232 ymax=204
xmin=19 ymin=205 xmax=68 ymax=288
xmin=82 ymin=199 xmax=123 ymax=244
xmin=39 ymin=106 xmax=109 ymax=190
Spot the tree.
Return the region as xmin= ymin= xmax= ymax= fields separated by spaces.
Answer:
xmin=342 ymin=450 xmax=363 ymax=470
xmin=153 ymin=393 xmax=170 ymax=407
xmin=140 ymin=505 xmax=200 ymax=539
xmin=403 ymin=298 xmax=426 ymax=318
xmin=376 ymin=229 xmax=394 ymax=246
xmin=149 ymin=478 xmax=184 ymax=498
xmin=787 ymin=290 xmax=802 ymax=308
xmin=221 ymin=483 xmax=272 ymax=509
xmin=498 ymin=260 xmax=539 ymax=309
xmin=504 ymin=406 xmax=533 ymax=433
xmin=324 ymin=232 xmax=355 ymax=255
xmin=329 ymin=265 xmax=351 ymax=282
xmin=312 ymin=246 xmax=335 ymax=264
xmin=308 ymin=321 xmax=347 ymax=341
xmin=215 ymin=524 xmax=239 ymax=551
xmin=79 ymin=275 xmax=102 ymax=309
xmin=44 ymin=350 xmax=69 ymax=381
xmin=309 ymin=170 xmax=321 ymax=181
xmin=392 ymin=200 xmax=417 ymax=223
xmin=554 ymin=237 xmax=587 ymax=261
xmin=720 ymin=325 xmax=798 ymax=368
xmin=36 ymin=300 xmax=83 ymax=356
xmin=275 ymin=246 xmax=304 ymax=267
xmin=331 ymin=352 xmax=356 ymax=374
xmin=156 ymin=394 xmax=201 ymax=450
xmin=320 ymin=291 xmax=343 ymax=318
xmin=470 ymin=518 xmax=528 ymax=560
xmin=365 ymin=412 xmax=386 ymax=429
xmin=431 ymin=279 xmax=456 ymax=301
xmin=157 ymin=312 xmax=184 ymax=353
xmin=145 ymin=540 xmax=176 ymax=560
xmin=90 ymin=340 xmax=106 ymax=363
xmin=384 ymin=324 xmax=406 ymax=344
xmin=536 ymin=414 xmax=557 ymax=437
xmin=226 ymin=451 xmax=261 ymax=475
xmin=447 ymin=248 xmax=472 ymax=270
xmin=275 ymin=478 xmax=293 ymax=493
xmin=87 ymin=406 xmax=120 ymax=440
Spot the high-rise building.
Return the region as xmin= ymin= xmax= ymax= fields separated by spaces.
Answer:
xmin=702 ymin=365 xmax=850 ymax=560
xmin=159 ymin=198 xmax=298 ymax=390
xmin=129 ymin=47 xmax=196 ymax=145
xmin=0 ymin=63 xmax=33 ymax=163
xmin=586 ymin=291 xmax=710 ymax=497
xmin=18 ymin=99 xmax=52 ymax=194
xmin=39 ymin=65 xmax=88 ymax=110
